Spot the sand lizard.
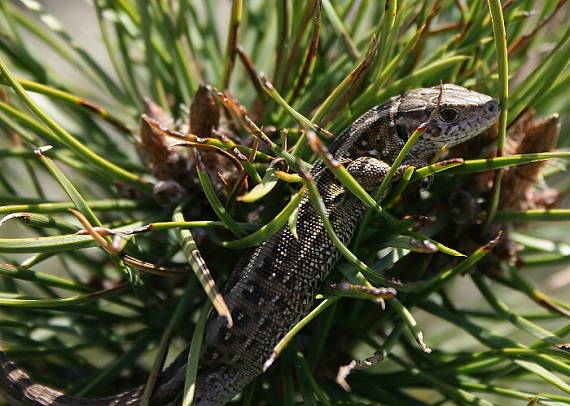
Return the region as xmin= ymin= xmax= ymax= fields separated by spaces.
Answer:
xmin=0 ymin=84 xmax=500 ymax=405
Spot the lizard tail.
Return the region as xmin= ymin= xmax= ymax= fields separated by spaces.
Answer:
xmin=0 ymin=350 xmax=143 ymax=405
xmin=0 ymin=348 xmax=189 ymax=406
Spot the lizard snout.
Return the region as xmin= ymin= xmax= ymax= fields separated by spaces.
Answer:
xmin=485 ymin=99 xmax=501 ymax=116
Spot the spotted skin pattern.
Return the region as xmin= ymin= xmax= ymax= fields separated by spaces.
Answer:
xmin=0 ymin=85 xmax=499 ymax=406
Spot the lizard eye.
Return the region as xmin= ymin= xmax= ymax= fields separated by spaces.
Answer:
xmin=440 ymin=108 xmax=458 ymax=122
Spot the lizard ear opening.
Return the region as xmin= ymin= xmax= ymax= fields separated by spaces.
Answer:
xmin=396 ymin=124 xmax=410 ymax=142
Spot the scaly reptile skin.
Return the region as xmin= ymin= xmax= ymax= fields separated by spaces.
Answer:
xmin=0 ymin=84 xmax=500 ymax=406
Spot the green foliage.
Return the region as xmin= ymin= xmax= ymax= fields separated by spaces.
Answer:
xmin=0 ymin=0 xmax=569 ymax=405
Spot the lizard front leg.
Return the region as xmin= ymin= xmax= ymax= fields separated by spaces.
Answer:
xmin=346 ymin=156 xmax=427 ymax=192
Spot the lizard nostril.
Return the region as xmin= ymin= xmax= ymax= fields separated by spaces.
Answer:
xmin=486 ymin=100 xmax=500 ymax=114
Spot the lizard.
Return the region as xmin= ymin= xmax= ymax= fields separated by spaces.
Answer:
xmin=0 ymin=84 xmax=500 ymax=406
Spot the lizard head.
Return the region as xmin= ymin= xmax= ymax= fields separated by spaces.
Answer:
xmin=395 ymin=84 xmax=500 ymax=158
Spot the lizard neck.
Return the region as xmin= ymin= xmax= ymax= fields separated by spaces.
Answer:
xmin=330 ymin=96 xmax=402 ymax=162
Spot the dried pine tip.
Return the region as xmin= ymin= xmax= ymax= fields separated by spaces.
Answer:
xmin=481 ymin=230 xmax=504 ymax=251
xmin=336 ymin=351 xmax=385 ymax=391
xmin=0 ymin=212 xmax=31 ymax=226
xmin=416 ymin=331 xmax=432 ymax=353
xmin=120 ymin=225 xmax=152 ymax=235
xmin=112 ymin=234 xmax=127 ymax=253
xmin=74 ymin=226 xmax=115 ymax=237
xmin=262 ymin=352 xmax=277 ymax=372
xmin=416 ymin=122 xmax=428 ymax=131
xmin=336 ymin=361 xmax=356 ymax=392
xmin=315 ymin=125 xmax=333 ymax=138
xmin=118 ymin=254 xmax=190 ymax=276
xmin=329 ymin=282 xmax=397 ymax=299
xmin=435 ymin=157 xmax=464 ymax=167
xmin=33 ymin=145 xmax=53 ymax=155
xmin=375 ymin=298 xmax=386 ymax=309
